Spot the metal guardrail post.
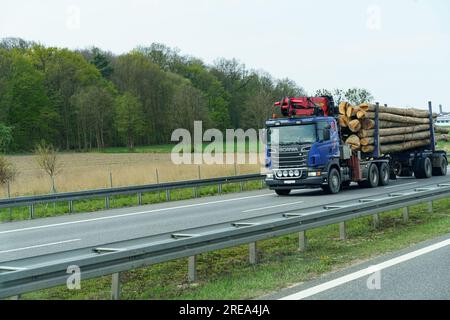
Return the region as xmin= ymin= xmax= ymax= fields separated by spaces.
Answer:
xmin=339 ymin=222 xmax=346 ymax=240
xmin=166 ymin=190 xmax=171 ymax=201
xmin=29 ymin=205 xmax=35 ymax=219
xmin=68 ymin=200 xmax=74 ymax=214
xmin=249 ymin=242 xmax=257 ymax=264
xmin=111 ymin=272 xmax=121 ymax=300
xmin=428 ymin=201 xmax=433 ymax=213
xmin=299 ymin=231 xmax=307 ymax=252
xmin=373 ymin=214 xmax=380 ymax=228
xmin=218 ymin=183 xmax=222 ymax=194
xmin=7 ymin=182 xmax=12 ymax=221
xmin=137 ymin=193 xmax=142 ymax=206
xmin=188 ymin=256 xmax=197 ymax=283
xmin=11 ymin=295 xmax=21 ymax=300
xmin=105 ymin=197 xmax=110 ymax=209
xmin=403 ymin=207 xmax=410 ymax=223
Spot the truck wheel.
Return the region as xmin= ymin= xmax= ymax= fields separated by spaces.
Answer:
xmin=414 ymin=157 xmax=432 ymax=179
xmin=378 ymin=163 xmax=390 ymax=186
xmin=432 ymin=157 xmax=448 ymax=176
xmin=275 ymin=189 xmax=291 ymax=196
xmin=359 ymin=163 xmax=379 ymax=188
xmin=322 ymin=168 xmax=341 ymax=194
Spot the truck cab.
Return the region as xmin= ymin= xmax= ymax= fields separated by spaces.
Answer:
xmin=265 ymin=116 xmax=341 ymax=194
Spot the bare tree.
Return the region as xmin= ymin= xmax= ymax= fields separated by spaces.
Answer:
xmin=34 ymin=141 xmax=62 ymax=193
xmin=0 ymin=156 xmax=17 ymax=198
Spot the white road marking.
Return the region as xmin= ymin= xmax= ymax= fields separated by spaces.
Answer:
xmin=0 ymin=193 xmax=274 ymax=235
xmin=280 ymin=238 xmax=450 ymax=300
xmin=0 ymin=239 xmax=81 ymax=254
xmin=384 ymin=182 xmax=417 ymax=189
xmin=242 ymin=201 xmax=304 ymax=213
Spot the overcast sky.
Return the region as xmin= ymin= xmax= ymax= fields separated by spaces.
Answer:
xmin=1 ymin=0 xmax=449 ymax=111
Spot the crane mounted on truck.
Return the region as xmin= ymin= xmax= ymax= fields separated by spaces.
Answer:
xmin=265 ymin=96 xmax=448 ymax=195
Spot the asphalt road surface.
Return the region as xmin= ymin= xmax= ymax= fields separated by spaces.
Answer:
xmin=1 ymin=173 xmax=450 ymax=264
xmin=267 ymin=234 xmax=450 ymax=300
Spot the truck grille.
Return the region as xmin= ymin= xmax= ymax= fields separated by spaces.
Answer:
xmin=270 ymin=145 xmax=310 ymax=169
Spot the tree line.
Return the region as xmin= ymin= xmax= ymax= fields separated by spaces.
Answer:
xmin=0 ymin=37 xmax=373 ymax=152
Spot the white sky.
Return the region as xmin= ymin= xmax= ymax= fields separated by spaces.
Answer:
xmin=1 ymin=0 xmax=449 ymax=111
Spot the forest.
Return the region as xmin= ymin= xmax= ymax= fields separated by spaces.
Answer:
xmin=0 ymin=37 xmax=373 ymax=152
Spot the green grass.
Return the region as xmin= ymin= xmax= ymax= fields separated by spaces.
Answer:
xmin=0 ymin=181 xmax=265 ymax=223
xmin=20 ymin=198 xmax=450 ymax=300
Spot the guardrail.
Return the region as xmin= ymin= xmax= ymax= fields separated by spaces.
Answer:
xmin=0 ymin=173 xmax=265 ymax=219
xmin=1 ymin=181 xmax=449 ymax=299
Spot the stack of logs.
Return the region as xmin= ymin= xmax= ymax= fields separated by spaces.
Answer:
xmin=338 ymin=102 xmax=450 ymax=154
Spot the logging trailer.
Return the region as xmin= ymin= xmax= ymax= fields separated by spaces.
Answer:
xmin=265 ymin=97 xmax=448 ymax=195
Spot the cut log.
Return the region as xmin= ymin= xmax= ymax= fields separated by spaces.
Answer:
xmin=361 ymin=120 xmax=406 ymax=130
xmin=356 ymin=110 xmax=366 ymax=119
xmin=346 ymin=106 xmax=360 ymax=118
xmin=348 ymin=119 xmax=362 ymax=133
xmin=339 ymin=102 xmax=350 ymax=115
xmin=435 ymin=127 xmax=450 ymax=134
xmin=358 ymin=104 xmax=437 ymax=118
xmin=361 ymin=119 xmax=375 ymax=130
xmin=360 ymin=131 xmax=431 ymax=146
xmin=345 ymin=135 xmax=360 ymax=151
xmin=364 ymin=112 xmax=432 ymax=124
xmin=361 ymin=139 xmax=431 ymax=154
xmin=338 ymin=115 xmax=349 ymax=128
xmin=358 ymin=125 xmax=431 ymax=138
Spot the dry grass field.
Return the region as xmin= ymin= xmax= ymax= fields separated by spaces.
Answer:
xmin=2 ymin=152 xmax=263 ymax=197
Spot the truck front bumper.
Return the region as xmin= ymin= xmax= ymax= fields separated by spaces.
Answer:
xmin=265 ymin=175 xmax=327 ymax=190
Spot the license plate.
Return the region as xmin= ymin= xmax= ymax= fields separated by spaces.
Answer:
xmin=284 ymin=180 xmax=296 ymax=185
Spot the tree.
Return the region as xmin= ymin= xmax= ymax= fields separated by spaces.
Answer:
xmin=90 ymin=47 xmax=114 ymax=78
xmin=0 ymin=156 xmax=17 ymax=194
xmin=315 ymin=88 xmax=373 ymax=105
xmin=72 ymin=84 xmax=115 ymax=149
xmin=0 ymin=123 xmax=13 ymax=153
xmin=0 ymin=49 xmax=59 ymax=151
xmin=114 ymin=92 xmax=145 ymax=149
xmin=344 ymin=88 xmax=374 ymax=105
xmin=34 ymin=141 xmax=62 ymax=193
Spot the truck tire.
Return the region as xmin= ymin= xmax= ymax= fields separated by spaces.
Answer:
xmin=358 ymin=163 xmax=379 ymax=188
xmin=414 ymin=157 xmax=432 ymax=179
xmin=378 ymin=163 xmax=390 ymax=186
xmin=275 ymin=189 xmax=291 ymax=196
xmin=322 ymin=168 xmax=341 ymax=194
xmin=432 ymin=157 xmax=448 ymax=176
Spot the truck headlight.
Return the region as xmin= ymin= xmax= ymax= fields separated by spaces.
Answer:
xmin=276 ymin=171 xmax=283 ymax=178
xmin=289 ymin=170 xmax=294 ymax=177
xmin=294 ymin=170 xmax=300 ymax=177
xmin=283 ymin=170 xmax=288 ymax=177
xmin=308 ymin=171 xmax=321 ymax=177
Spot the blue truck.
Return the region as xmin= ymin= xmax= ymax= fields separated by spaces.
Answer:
xmin=265 ymin=96 xmax=448 ymax=195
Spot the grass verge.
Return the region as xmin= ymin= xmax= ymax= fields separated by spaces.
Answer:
xmin=21 ymin=198 xmax=450 ymax=300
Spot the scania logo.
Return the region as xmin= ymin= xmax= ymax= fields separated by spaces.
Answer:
xmin=279 ymin=147 xmax=299 ymax=152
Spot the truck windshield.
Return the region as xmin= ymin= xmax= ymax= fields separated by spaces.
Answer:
xmin=268 ymin=124 xmax=317 ymax=146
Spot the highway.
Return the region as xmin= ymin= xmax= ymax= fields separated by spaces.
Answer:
xmin=1 ymin=173 xmax=450 ymax=265
xmin=269 ymin=234 xmax=450 ymax=300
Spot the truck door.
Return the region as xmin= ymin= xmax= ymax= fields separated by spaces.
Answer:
xmin=315 ymin=120 xmax=339 ymax=166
